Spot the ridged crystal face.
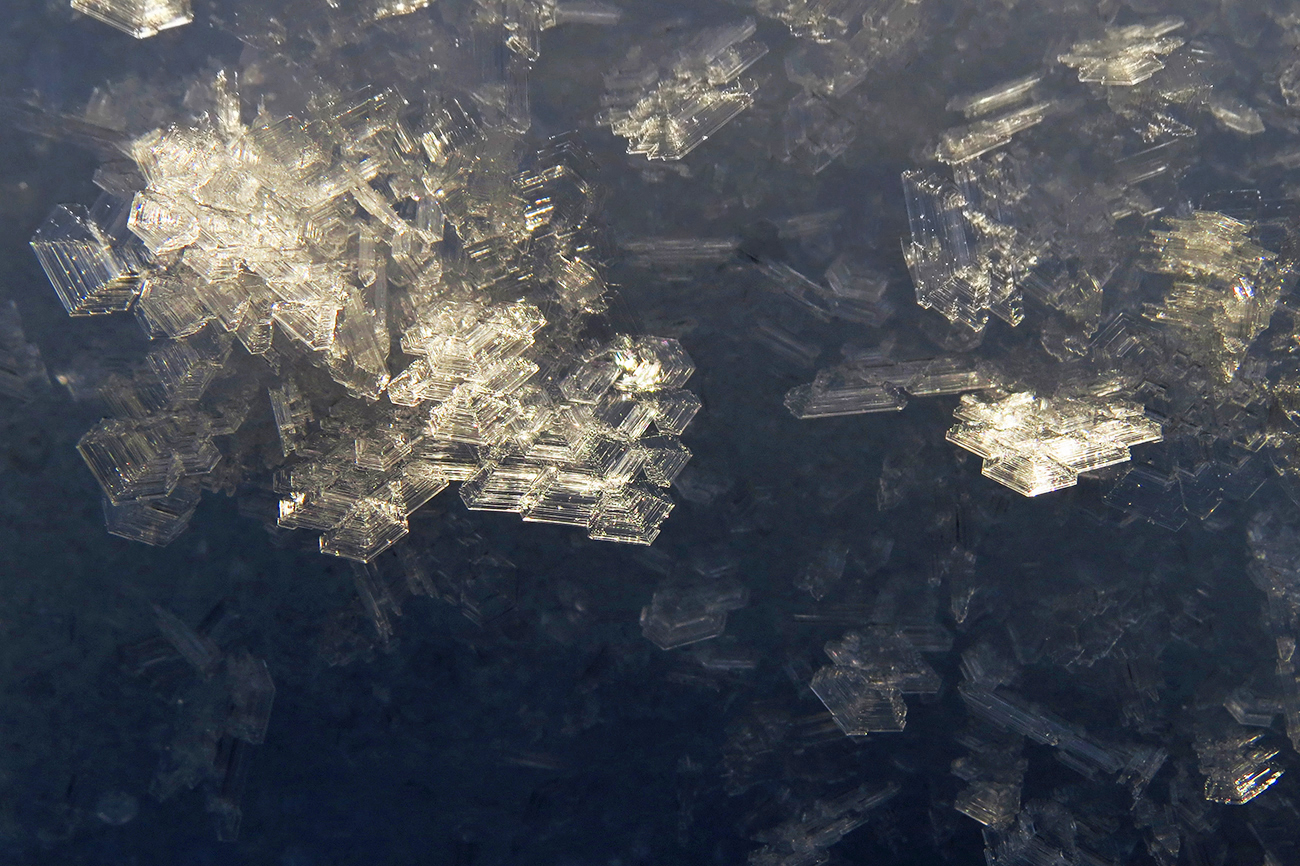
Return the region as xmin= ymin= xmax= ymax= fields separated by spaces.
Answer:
xmin=945 ymin=387 xmax=1163 ymax=497
xmin=598 ymin=19 xmax=767 ymax=160
xmin=1058 ymin=18 xmax=1186 ymax=87
xmin=33 ymin=68 xmax=701 ymax=560
xmin=24 ymin=0 xmax=1300 ymax=857
xmin=71 ymin=0 xmax=193 ymax=38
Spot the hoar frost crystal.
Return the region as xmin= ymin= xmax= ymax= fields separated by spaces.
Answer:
xmin=32 ymin=74 xmax=700 ymax=559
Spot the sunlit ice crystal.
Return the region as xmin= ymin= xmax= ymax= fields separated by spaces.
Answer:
xmin=1142 ymin=210 xmax=1287 ymax=383
xmin=946 ymin=385 xmax=1163 ymax=497
xmin=1058 ymin=17 xmax=1185 ymax=86
xmin=31 ymin=201 xmax=147 ymax=316
xmin=598 ymin=18 xmax=767 ymax=160
xmin=32 ymin=68 xmax=703 ymax=559
xmin=71 ymin=0 xmax=193 ymax=38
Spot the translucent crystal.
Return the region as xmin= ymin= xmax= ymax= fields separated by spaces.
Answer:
xmin=1142 ymin=211 xmax=1286 ymax=383
xmin=954 ymin=782 xmax=1021 ymax=830
xmin=134 ymin=270 xmax=212 ymax=339
xmin=71 ymin=0 xmax=193 ymax=38
xmin=1058 ymin=18 xmax=1185 ymax=86
xmin=935 ymin=102 xmax=1052 ymax=165
xmin=0 ymin=301 xmax=50 ymax=402
xmin=786 ymin=357 xmax=990 ymax=419
xmin=103 ymin=481 xmax=200 ymax=546
xmin=79 ymin=418 xmax=184 ymax=504
xmin=31 ymin=204 xmax=143 ymax=316
xmin=225 ymin=650 xmax=276 ymax=745
xmin=946 ymin=74 xmax=1043 ymax=119
xmin=640 ymin=581 xmax=749 ymax=649
xmin=150 ymin=602 xmax=220 ymax=674
xmin=824 ymin=628 xmax=941 ymax=694
xmin=747 ymin=783 xmax=899 ymax=866
xmin=946 ymin=387 xmax=1163 ymax=497
xmin=598 ymin=19 xmax=766 ymax=161
xmin=810 ymin=667 xmax=907 ymax=735
xmin=1196 ymin=729 xmax=1284 ymax=805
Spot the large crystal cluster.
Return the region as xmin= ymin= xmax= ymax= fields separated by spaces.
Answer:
xmin=945 ymin=384 xmax=1163 ymax=497
xmin=32 ymin=75 xmax=699 ymax=558
xmin=598 ymin=18 xmax=767 ymax=160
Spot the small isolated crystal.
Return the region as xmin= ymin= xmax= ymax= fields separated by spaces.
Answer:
xmin=935 ymin=102 xmax=1052 ymax=165
xmin=946 ymin=74 xmax=1043 ymax=119
xmin=71 ymin=0 xmax=193 ymax=38
xmin=809 ymin=627 xmax=941 ymax=735
xmin=786 ymin=356 xmax=990 ymax=419
xmin=598 ymin=19 xmax=767 ymax=160
xmin=640 ymin=581 xmax=749 ymax=649
xmin=810 ymin=667 xmax=906 ymax=734
xmin=955 ymin=782 xmax=1021 ymax=830
xmin=0 ymin=301 xmax=50 ymax=402
xmin=225 ymin=650 xmax=276 ymax=745
xmin=946 ymin=385 xmax=1163 ymax=497
xmin=1058 ymin=17 xmax=1185 ymax=86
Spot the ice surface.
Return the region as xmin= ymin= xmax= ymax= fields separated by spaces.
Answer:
xmin=786 ymin=356 xmax=990 ymax=419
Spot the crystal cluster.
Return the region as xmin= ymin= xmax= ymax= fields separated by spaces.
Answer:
xmin=1058 ymin=18 xmax=1186 ymax=87
xmin=598 ymin=19 xmax=767 ymax=160
xmin=32 ymin=76 xmax=699 ymax=558
xmin=945 ymin=384 xmax=1163 ymax=497
xmin=71 ymin=0 xmax=193 ymax=38
xmin=640 ymin=579 xmax=749 ymax=650
xmin=1142 ymin=211 xmax=1287 ymax=383
xmin=0 ymin=302 xmax=50 ymax=403
xmin=1195 ymin=728 xmax=1284 ymax=805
